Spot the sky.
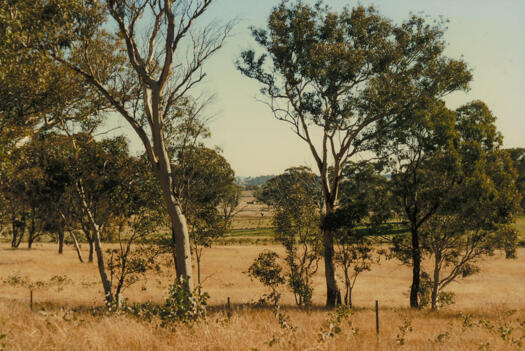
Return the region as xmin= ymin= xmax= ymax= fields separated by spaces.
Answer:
xmin=110 ymin=0 xmax=525 ymax=177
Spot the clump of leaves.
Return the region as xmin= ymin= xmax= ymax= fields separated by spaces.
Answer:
xmin=246 ymin=250 xmax=284 ymax=306
xmin=160 ymin=277 xmax=209 ymax=326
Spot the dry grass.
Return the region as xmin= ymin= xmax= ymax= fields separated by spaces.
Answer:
xmin=0 ymin=242 xmax=524 ymax=350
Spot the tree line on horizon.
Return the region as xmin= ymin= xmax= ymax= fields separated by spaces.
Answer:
xmin=0 ymin=0 xmax=523 ymax=312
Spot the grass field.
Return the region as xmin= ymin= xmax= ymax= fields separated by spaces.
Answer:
xmin=0 ymin=240 xmax=524 ymax=350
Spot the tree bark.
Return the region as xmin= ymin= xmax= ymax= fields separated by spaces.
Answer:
xmin=81 ymin=224 xmax=94 ymax=262
xmin=92 ymin=224 xmax=114 ymax=303
xmin=76 ymin=182 xmax=114 ymax=303
xmin=323 ymin=227 xmax=339 ymax=308
xmin=153 ymin=125 xmax=194 ymax=291
xmin=409 ymin=225 xmax=421 ymax=309
xmin=431 ymin=252 xmax=440 ymax=311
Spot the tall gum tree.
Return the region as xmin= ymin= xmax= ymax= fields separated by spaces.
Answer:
xmin=35 ymin=0 xmax=233 ymax=290
xmin=237 ymin=1 xmax=471 ymax=307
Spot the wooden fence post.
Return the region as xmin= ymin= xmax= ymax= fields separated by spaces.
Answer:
xmin=375 ymin=300 xmax=379 ymax=338
xmin=227 ymin=297 xmax=232 ymax=320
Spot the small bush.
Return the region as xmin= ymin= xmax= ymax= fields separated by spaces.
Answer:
xmin=160 ymin=277 xmax=209 ymax=325
xmin=246 ymin=251 xmax=284 ymax=306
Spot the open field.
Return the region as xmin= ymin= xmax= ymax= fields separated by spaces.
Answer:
xmin=0 ymin=242 xmax=524 ymax=350
xmin=230 ymin=191 xmax=273 ymax=230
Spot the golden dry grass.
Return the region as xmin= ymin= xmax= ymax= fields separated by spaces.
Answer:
xmin=0 ymin=242 xmax=524 ymax=350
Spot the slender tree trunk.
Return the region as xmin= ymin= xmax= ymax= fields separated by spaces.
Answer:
xmin=93 ymin=224 xmax=114 ymax=303
xmin=323 ymin=202 xmax=340 ymax=308
xmin=76 ymin=182 xmax=114 ymax=303
xmin=70 ymin=230 xmax=84 ymax=263
xmin=431 ymin=252 xmax=441 ymax=311
xmin=153 ymin=132 xmax=194 ymax=291
xmin=58 ymin=224 xmax=65 ymax=254
xmin=410 ymin=225 xmax=421 ymax=309
xmin=196 ymin=247 xmax=201 ymax=295
xmin=88 ymin=239 xmax=94 ymax=263
xmin=81 ymin=224 xmax=94 ymax=262
xmin=27 ymin=207 xmax=36 ymax=249
xmin=343 ymin=265 xmax=351 ymax=307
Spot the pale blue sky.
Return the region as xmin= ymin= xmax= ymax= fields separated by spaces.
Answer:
xmin=113 ymin=0 xmax=525 ymax=176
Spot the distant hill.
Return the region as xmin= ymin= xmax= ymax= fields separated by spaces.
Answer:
xmin=236 ymin=175 xmax=275 ymax=188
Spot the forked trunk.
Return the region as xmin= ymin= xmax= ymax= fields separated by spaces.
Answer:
xmin=92 ymin=224 xmax=114 ymax=303
xmin=11 ymin=211 xmax=25 ymax=248
xmin=77 ymin=182 xmax=114 ymax=303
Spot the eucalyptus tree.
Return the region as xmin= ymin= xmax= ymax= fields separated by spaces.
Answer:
xmin=419 ymin=102 xmax=520 ymax=310
xmin=259 ymin=167 xmax=322 ymax=306
xmin=31 ymin=0 xmax=234 ymax=290
xmin=238 ymin=1 xmax=471 ymax=306
xmin=385 ymin=101 xmax=520 ymax=308
xmin=172 ymin=146 xmax=240 ymax=290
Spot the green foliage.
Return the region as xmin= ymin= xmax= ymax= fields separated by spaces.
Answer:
xmin=260 ymin=167 xmax=322 ymax=306
xmin=161 ymin=277 xmax=209 ymax=325
xmin=384 ymin=99 xmax=521 ymax=309
xmin=506 ymin=148 xmax=525 ymax=213
xmin=246 ymin=250 xmax=285 ymax=306
xmin=239 ymin=0 xmax=472 ymax=307
xmin=174 ymin=146 xmax=240 ymax=248
xmin=326 ymin=161 xmax=387 ymax=306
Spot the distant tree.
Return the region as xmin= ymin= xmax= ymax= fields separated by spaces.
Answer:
xmin=238 ymin=1 xmax=471 ymax=306
xmin=260 ymin=167 xmax=322 ymax=306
